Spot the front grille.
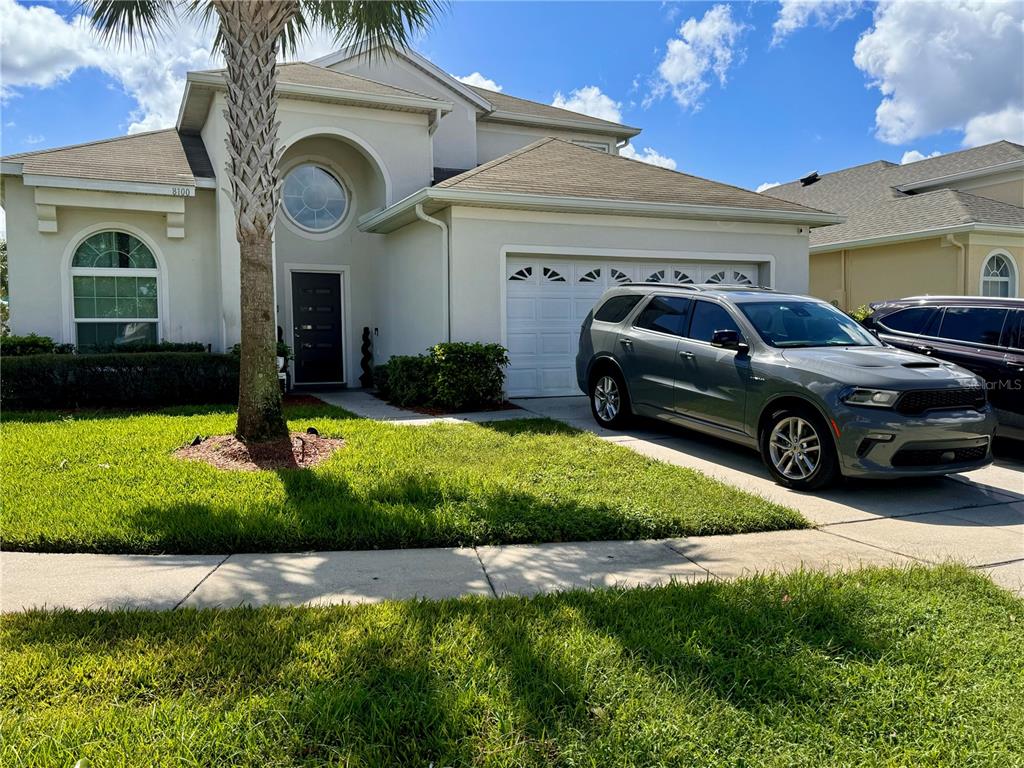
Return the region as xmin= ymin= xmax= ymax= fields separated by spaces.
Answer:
xmin=895 ymin=387 xmax=985 ymax=414
xmin=891 ymin=444 xmax=989 ymax=467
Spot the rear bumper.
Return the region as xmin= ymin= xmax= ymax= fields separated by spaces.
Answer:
xmin=832 ymin=404 xmax=997 ymax=478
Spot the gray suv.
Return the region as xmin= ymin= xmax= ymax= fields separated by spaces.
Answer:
xmin=576 ymin=285 xmax=996 ymax=490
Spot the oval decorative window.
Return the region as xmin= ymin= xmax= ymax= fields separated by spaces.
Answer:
xmin=282 ymin=164 xmax=348 ymax=232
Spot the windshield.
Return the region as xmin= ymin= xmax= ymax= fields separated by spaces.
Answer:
xmin=738 ymin=301 xmax=879 ymax=348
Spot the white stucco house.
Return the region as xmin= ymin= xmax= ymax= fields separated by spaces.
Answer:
xmin=0 ymin=46 xmax=839 ymax=396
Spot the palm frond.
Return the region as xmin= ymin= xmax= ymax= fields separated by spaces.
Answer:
xmin=78 ymin=0 xmax=177 ymax=46
xmin=283 ymin=0 xmax=447 ymax=58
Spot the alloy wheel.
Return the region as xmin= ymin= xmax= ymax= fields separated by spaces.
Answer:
xmin=768 ymin=416 xmax=821 ymax=480
xmin=593 ymin=376 xmax=620 ymax=423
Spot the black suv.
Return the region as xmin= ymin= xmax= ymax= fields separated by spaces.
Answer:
xmin=863 ymin=296 xmax=1024 ymax=440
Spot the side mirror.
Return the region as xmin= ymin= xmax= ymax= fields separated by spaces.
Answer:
xmin=711 ymin=329 xmax=749 ymax=354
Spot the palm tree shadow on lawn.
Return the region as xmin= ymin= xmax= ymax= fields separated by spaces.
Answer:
xmin=1 ymin=575 xmax=892 ymax=764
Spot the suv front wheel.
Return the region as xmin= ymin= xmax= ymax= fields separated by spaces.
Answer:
xmin=760 ymin=405 xmax=839 ymax=490
xmin=590 ymin=369 xmax=631 ymax=429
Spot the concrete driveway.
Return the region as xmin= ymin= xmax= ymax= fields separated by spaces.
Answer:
xmin=513 ymin=396 xmax=1024 ymax=592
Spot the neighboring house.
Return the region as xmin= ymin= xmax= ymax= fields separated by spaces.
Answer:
xmin=765 ymin=141 xmax=1024 ymax=311
xmin=0 ymin=46 xmax=838 ymax=397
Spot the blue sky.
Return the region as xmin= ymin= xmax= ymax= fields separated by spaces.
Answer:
xmin=2 ymin=0 xmax=1022 ymax=214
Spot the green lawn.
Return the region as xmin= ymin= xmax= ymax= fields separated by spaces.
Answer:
xmin=2 ymin=566 xmax=1021 ymax=767
xmin=0 ymin=403 xmax=802 ymax=554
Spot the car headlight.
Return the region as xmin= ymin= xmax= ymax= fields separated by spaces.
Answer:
xmin=842 ymin=388 xmax=900 ymax=408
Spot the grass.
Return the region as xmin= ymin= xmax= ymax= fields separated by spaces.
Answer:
xmin=0 ymin=403 xmax=802 ymax=554
xmin=2 ymin=565 xmax=1021 ymax=767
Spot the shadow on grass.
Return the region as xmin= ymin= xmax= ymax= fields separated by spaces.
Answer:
xmin=0 ymin=573 xmax=905 ymax=765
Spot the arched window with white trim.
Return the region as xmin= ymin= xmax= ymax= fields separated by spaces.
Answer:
xmin=71 ymin=231 xmax=160 ymax=350
xmin=980 ymin=251 xmax=1018 ymax=298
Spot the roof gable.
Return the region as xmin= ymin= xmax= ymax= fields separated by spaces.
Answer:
xmin=313 ymin=44 xmax=493 ymax=111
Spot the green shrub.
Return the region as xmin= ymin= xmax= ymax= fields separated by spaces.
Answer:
xmin=1 ymin=333 xmax=58 ymax=356
xmin=377 ymin=342 xmax=509 ymax=411
xmin=431 ymin=342 xmax=509 ymax=411
xmin=381 ymin=354 xmax=437 ymax=407
xmin=1 ymin=353 xmax=239 ymax=410
xmin=850 ymin=304 xmax=874 ymax=322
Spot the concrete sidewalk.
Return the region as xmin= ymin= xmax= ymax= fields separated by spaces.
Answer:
xmin=3 ymin=516 xmax=1021 ymax=612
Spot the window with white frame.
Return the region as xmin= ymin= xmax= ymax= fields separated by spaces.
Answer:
xmin=571 ymin=140 xmax=611 ymax=153
xmin=71 ymin=231 xmax=159 ymax=350
xmin=981 ymin=251 xmax=1018 ymax=298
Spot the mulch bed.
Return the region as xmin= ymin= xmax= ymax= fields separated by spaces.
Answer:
xmin=174 ymin=432 xmax=345 ymax=471
xmin=283 ymin=394 xmax=327 ymax=407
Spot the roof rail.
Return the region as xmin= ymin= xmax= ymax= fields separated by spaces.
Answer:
xmin=619 ymin=282 xmax=776 ymax=292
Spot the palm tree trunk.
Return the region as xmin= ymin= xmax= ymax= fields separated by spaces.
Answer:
xmin=214 ymin=0 xmax=297 ymax=442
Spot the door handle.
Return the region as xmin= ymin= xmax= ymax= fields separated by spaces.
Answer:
xmin=619 ymin=338 xmax=633 ymax=348
xmin=679 ymin=350 xmax=695 ymax=359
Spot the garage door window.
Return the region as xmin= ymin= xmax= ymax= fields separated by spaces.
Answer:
xmin=635 ymin=296 xmax=692 ymax=336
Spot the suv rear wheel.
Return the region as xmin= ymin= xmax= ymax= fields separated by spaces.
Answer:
xmin=760 ymin=405 xmax=839 ymax=490
xmin=590 ymin=369 xmax=631 ymax=429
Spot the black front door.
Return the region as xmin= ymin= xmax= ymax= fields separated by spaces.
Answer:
xmin=291 ymin=271 xmax=343 ymax=383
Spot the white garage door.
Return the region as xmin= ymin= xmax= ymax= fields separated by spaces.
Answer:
xmin=504 ymin=258 xmax=760 ymax=397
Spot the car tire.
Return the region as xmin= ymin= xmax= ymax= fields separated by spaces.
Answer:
xmin=760 ymin=404 xmax=840 ymax=490
xmin=590 ymin=368 xmax=632 ymax=429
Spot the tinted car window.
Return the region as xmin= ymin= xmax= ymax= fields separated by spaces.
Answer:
xmin=740 ymin=300 xmax=877 ymax=348
xmin=634 ymin=295 xmax=691 ymax=336
xmin=938 ymin=307 xmax=1008 ymax=346
xmin=688 ymin=301 xmax=743 ymax=343
xmin=593 ymin=294 xmax=642 ymax=323
xmin=1002 ymin=309 xmax=1023 ymax=350
xmin=879 ymin=306 xmax=939 ymax=335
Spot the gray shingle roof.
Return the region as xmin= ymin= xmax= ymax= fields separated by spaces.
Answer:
xmin=197 ymin=62 xmax=444 ymax=102
xmin=437 ymin=138 xmax=829 ymax=215
xmin=469 ymin=85 xmax=640 ymax=136
xmin=3 ymin=129 xmax=214 ymax=187
xmin=765 ymin=140 xmax=1024 ymax=247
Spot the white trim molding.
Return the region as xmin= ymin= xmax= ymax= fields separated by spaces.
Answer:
xmin=809 ymin=223 xmax=1024 ymax=254
xmin=281 ymin=125 xmax=394 ymax=207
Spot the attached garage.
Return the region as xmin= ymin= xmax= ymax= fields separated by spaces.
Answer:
xmin=504 ymin=256 xmax=762 ymax=396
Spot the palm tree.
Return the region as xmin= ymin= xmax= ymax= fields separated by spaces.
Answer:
xmin=86 ymin=1 xmax=441 ymax=441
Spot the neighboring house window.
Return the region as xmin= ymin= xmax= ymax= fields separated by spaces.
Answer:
xmin=282 ymin=163 xmax=348 ymax=232
xmin=71 ymin=231 xmax=159 ymax=350
xmin=981 ymin=251 xmax=1018 ymax=298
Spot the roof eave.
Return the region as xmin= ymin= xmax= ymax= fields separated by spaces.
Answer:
xmin=185 ymin=72 xmax=452 ymax=116
xmin=481 ymin=110 xmax=642 ymax=139
xmin=809 ymin=222 xmax=1024 ymax=253
xmin=894 ymin=159 xmax=1024 ymax=193
xmin=360 ymin=187 xmax=843 ymax=234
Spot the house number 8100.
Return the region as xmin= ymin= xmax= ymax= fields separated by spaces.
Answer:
xmin=171 ymin=187 xmax=195 ymax=197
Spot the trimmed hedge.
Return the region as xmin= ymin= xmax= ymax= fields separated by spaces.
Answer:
xmin=0 ymin=334 xmax=74 ymax=357
xmin=1 ymin=353 xmax=239 ymax=410
xmin=376 ymin=342 xmax=508 ymax=411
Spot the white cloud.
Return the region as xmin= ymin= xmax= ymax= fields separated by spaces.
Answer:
xmin=454 ymin=72 xmax=503 ymax=92
xmin=962 ymin=106 xmax=1024 ymax=147
xmin=24 ymin=134 xmax=44 ymax=145
xmin=900 ymin=149 xmax=942 ymax=164
xmin=650 ymin=4 xmax=748 ymax=110
xmin=756 ymin=181 xmax=781 ymax=193
xmin=620 ymin=144 xmax=678 ymax=170
xmin=551 ymin=86 xmax=622 ymax=123
xmin=772 ymin=1 xmax=862 ymax=46
xmin=853 ymin=0 xmax=1024 ymax=145
xmin=0 ymin=0 xmax=219 ymax=134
